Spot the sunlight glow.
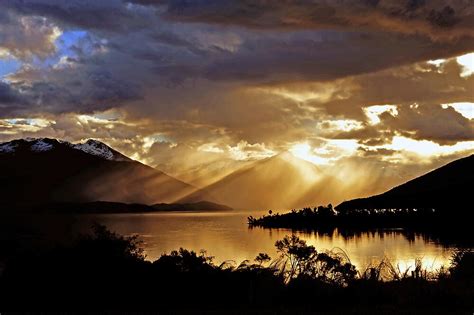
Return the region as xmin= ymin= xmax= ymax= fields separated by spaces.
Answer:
xmin=363 ymin=105 xmax=398 ymax=125
xmin=0 ymin=48 xmax=10 ymax=58
xmin=427 ymin=59 xmax=446 ymax=67
xmin=289 ymin=139 xmax=359 ymax=165
xmin=142 ymin=134 xmax=175 ymax=150
xmin=0 ymin=118 xmax=55 ymax=134
xmin=76 ymin=111 xmax=133 ymax=128
xmin=198 ymin=143 xmax=224 ymax=153
xmin=327 ymin=139 xmax=359 ymax=154
xmin=260 ymin=82 xmax=346 ymax=104
xmin=228 ymin=141 xmax=275 ymax=161
xmin=385 ymin=136 xmax=474 ymax=157
xmin=317 ymin=119 xmax=364 ymax=132
xmin=272 ymin=90 xmax=331 ymax=103
xmin=48 ymin=25 xmax=63 ymax=46
xmin=290 ymin=143 xmax=328 ymax=165
xmin=77 ymin=115 xmax=111 ymax=124
xmin=457 ymin=52 xmax=474 ymax=77
xmin=290 ymin=142 xmax=310 ymax=158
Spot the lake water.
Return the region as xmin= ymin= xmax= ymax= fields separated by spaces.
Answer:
xmin=83 ymin=210 xmax=458 ymax=273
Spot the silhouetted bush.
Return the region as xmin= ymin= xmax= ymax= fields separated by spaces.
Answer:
xmin=0 ymin=225 xmax=472 ymax=312
xmin=449 ymin=250 xmax=474 ymax=282
xmin=274 ymin=235 xmax=357 ymax=286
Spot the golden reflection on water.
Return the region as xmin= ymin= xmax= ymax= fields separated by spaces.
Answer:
xmin=84 ymin=211 xmax=456 ymax=273
xmin=295 ymin=228 xmax=453 ymax=274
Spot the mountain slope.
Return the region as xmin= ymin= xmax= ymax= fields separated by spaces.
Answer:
xmin=0 ymin=138 xmax=202 ymax=207
xmin=336 ymin=154 xmax=474 ymax=214
xmin=181 ymin=152 xmax=343 ymax=210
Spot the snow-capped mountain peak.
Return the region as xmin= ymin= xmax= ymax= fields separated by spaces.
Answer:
xmin=71 ymin=139 xmax=130 ymax=161
xmin=0 ymin=142 xmax=17 ymax=153
xmin=0 ymin=138 xmax=131 ymax=162
xmin=30 ymin=139 xmax=54 ymax=152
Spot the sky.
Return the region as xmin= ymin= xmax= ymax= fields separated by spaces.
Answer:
xmin=1 ymin=0 xmax=474 ymax=187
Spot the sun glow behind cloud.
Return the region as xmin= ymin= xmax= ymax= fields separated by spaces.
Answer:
xmin=290 ymin=143 xmax=328 ymax=165
xmin=290 ymin=139 xmax=360 ymax=165
xmin=457 ymin=52 xmax=474 ymax=78
xmin=427 ymin=59 xmax=446 ymax=67
xmin=442 ymin=102 xmax=474 ymax=119
xmin=198 ymin=143 xmax=224 ymax=153
xmin=228 ymin=141 xmax=275 ymax=161
xmin=0 ymin=118 xmax=55 ymax=134
xmin=382 ymin=136 xmax=474 ymax=159
xmin=317 ymin=119 xmax=364 ymax=132
xmin=363 ymin=105 xmax=398 ymax=125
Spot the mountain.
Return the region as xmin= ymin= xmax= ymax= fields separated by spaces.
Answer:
xmin=23 ymin=200 xmax=232 ymax=213
xmin=336 ymin=154 xmax=474 ymax=214
xmin=179 ymin=151 xmax=421 ymax=210
xmin=152 ymin=201 xmax=232 ymax=211
xmin=180 ymin=152 xmax=344 ymax=210
xmin=0 ymin=138 xmax=131 ymax=161
xmin=0 ymin=138 xmax=206 ymax=207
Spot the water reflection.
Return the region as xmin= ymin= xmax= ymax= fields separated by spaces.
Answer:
xmin=82 ymin=211 xmax=458 ymax=273
xmin=278 ymin=228 xmax=454 ymax=273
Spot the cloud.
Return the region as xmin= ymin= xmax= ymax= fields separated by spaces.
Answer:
xmin=0 ymin=12 xmax=61 ymax=60
xmin=4 ymin=0 xmax=152 ymax=32
xmin=380 ymin=104 xmax=474 ymax=144
xmin=0 ymin=0 xmax=473 ymax=190
xmin=0 ymin=82 xmax=24 ymax=105
xmin=152 ymin=0 xmax=474 ymax=40
xmin=1 ymin=73 xmax=141 ymax=117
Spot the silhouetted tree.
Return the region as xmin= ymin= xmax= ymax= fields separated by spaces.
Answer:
xmin=255 ymin=253 xmax=271 ymax=266
xmin=274 ymin=235 xmax=356 ymax=285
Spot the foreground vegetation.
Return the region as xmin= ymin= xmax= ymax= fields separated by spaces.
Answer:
xmin=0 ymin=225 xmax=472 ymax=312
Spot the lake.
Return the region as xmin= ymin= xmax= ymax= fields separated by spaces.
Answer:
xmin=82 ymin=210 xmax=459 ymax=273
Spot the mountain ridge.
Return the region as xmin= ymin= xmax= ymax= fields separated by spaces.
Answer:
xmin=179 ymin=151 xmax=332 ymax=210
xmin=0 ymin=137 xmax=218 ymax=208
xmin=15 ymin=200 xmax=232 ymax=213
xmin=336 ymin=154 xmax=474 ymax=214
xmin=0 ymin=138 xmax=132 ymax=162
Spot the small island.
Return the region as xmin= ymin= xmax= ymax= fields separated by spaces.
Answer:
xmin=247 ymin=204 xmax=445 ymax=229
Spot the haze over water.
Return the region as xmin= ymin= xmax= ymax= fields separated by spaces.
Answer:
xmin=84 ymin=210 xmax=456 ymax=273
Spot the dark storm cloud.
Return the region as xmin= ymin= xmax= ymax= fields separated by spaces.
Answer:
xmin=4 ymin=0 xmax=152 ymax=32
xmin=2 ymin=69 xmax=141 ymax=117
xmin=0 ymin=82 xmax=24 ymax=105
xmin=306 ymin=58 xmax=474 ymax=122
xmin=305 ymin=58 xmax=474 ymax=146
xmin=200 ymin=32 xmax=473 ymax=84
xmin=354 ymin=60 xmax=474 ymax=106
xmin=381 ymin=104 xmax=474 ymax=145
xmin=0 ymin=10 xmax=60 ymax=60
xmin=151 ymin=0 xmax=474 ymax=39
xmin=0 ymin=0 xmax=473 ymax=179
xmin=332 ymin=103 xmax=474 ymax=146
xmin=0 ymin=81 xmax=36 ymax=117
xmin=2 ymin=0 xmax=474 ymax=89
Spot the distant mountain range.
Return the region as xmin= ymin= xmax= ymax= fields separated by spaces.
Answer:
xmin=0 ymin=138 xmax=347 ymax=211
xmin=27 ymin=200 xmax=232 ymax=213
xmin=0 ymin=138 xmax=215 ymax=209
xmin=2 ymin=137 xmax=469 ymax=213
xmin=179 ymin=151 xmax=406 ymax=210
xmin=180 ymin=152 xmax=331 ymax=210
xmin=336 ymin=154 xmax=474 ymax=214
